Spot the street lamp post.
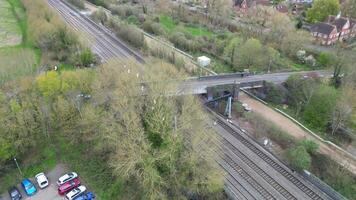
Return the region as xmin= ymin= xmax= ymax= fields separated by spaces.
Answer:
xmin=13 ymin=157 xmax=23 ymax=176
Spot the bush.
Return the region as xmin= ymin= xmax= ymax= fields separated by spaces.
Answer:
xmin=143 ymin=21 xmax=166 ymax=35
xmin=68 ymin=0 xmax=85 ymax=9
xmin=110 ymin=5 xmax=133 ymax=17
xmin=78 ymin=48 xmax=96 ymax=67
xmin=38 ymin=26 xmax=80 ymax=63
xmin=91 ymin=8 xmax=108 ymax=24
xmin=263 ymin=82 xmax=286 ymax=104
xmin=116 ymin=24 xmax=145 ymax=49
xmin=286 ymin=146 xmax=311 ymax=171
xmin=298 ymin=140 xmax=319 ymax=155
xmin=317 ymin=52 xmax=334 ymax=67
xmin=87 ymin=0 xmax=107 ymax=7
xmin=127 ymin=15 xmax=139 ymax=25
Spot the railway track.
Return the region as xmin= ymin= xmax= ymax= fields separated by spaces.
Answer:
xmin=47 ymin=0 xmax=145 ymax=63
xmin=215 ymin=117 xmax=328 ymax=200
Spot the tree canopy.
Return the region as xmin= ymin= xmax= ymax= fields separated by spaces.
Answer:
xmin=307 ymin=0 xmax=340 ymax=22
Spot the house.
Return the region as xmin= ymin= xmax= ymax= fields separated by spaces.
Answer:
xmin=310 ymin=15 xmax=356 ymax=45
xmin=310 ymin=22 xmax=338 ymax=45
xmin=326 ymin=16 xmax=351 ymax=40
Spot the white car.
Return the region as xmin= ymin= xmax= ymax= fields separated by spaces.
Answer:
xmin=35 ymin=172 xmax=49 ymax=189
xmin=57 ymin=172 xmax=78 ymax=186
xmin=65 ymin=185 xmax=86 ymax=200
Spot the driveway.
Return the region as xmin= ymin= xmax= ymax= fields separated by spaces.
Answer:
xmin=1 ymin=164 xmax=67 ymax=200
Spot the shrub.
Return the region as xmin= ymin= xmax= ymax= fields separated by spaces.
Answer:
xmin=286 ymin=146 xmax=311 ymax=171
xmin=127 ymin=15 xmax=139 ymax=25
xmin=143 ymin=21 xmax=166 ymax=35
xmin=78 ymin=48 xmax=96 ymax=67
xmin=110 ymin=5 xmax=133 ymax=17
xmin=298 ymin=140 xmax=319 ymax=155
xmin=91 ymin=8 xmax=108 ymax=24
xmin=116 ymin=24 xmax=145 ymax=48
xmin=38 ymin=26 xmax=80 ymax=63
xmin=68 ymin=0 xmax=85 ymax=9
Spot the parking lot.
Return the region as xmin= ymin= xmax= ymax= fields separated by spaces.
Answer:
xmin=1 ymin=164 xmax=67 ymax=200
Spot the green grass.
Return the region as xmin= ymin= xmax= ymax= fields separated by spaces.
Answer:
xmin=0 ymin=47 xmax=38 ymax=84
xmin=159 ymin=15 xmax=213 ymax=37
xmin=0 ymin=0 xmax=22 ymax=47
xmin=0 ymin=0 xmax=41 ymax=84
xmin=0 ymin=144 xmax=57 ymax=193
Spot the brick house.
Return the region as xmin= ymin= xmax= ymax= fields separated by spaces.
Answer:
xmin=326 ymin=16 xmax=351 ymax=40
xmin=310 ymin=22 xmax=338 ymax=45
xmin=311 ymin=15 xmax=356 ymax=45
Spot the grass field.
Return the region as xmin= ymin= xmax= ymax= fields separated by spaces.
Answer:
xmin=0 ymin=0 xmax=22 ymax=47
xmin=159 ymin=15 xmax=213 ymax=37
xmin=0 ymin=0 xmax=40 ymax=84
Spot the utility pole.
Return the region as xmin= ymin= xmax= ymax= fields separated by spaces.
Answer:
xmin=13 ymin=157 xmax=23 ymax=176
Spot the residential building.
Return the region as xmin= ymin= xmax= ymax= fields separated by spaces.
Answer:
xmin=310 ymin=15 xmax=356 ymax=45
xmin=310 ymin=22 xmax=338 ymax=45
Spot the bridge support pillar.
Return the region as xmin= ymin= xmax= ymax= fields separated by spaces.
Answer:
xmin=232 ymin=82 xmax=240 ymax=101
xmin=207 ymin=87 xmax=214 ymax=101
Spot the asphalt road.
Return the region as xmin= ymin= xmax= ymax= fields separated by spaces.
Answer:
xmin=1 ymin=164 xmax=67 ymax=200
xmin=178 ymin=70 xmax=331 ymax=94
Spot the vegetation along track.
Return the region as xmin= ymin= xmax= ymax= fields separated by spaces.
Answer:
xmin=215 ymin=119 xmax=326 ymax=200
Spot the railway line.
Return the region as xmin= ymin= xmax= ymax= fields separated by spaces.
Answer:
xmin=47 ymin=0 xmax=144 ymax=63
xmin=209 ymin=109 xmax=334 ymax=200
xmin=47 ymin=1 xmax=340 ymax=199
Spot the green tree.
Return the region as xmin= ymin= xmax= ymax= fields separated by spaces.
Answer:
xmin=78 ymin=48 xmax=95 ymax=67
xmin=286 ymin=146 xmax=311 ymax=171
xmin=303 ymin=85 xmax=338 ymax=131
xmin=285 ymin=75 xmax=319 ymax=116
xmin=36 ymin=71 xmax=62 ymax=98
xmin=306 ymin=0 xmax=340 ymax=22
xmin=234 ymin=38 xmax=264 ymax=71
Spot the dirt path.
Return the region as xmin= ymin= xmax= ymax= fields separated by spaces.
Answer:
xmin=239 ymin=92 xmax=356 ymax=176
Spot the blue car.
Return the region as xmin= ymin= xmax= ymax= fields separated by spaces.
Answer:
xmin=21 ymin=179 xmax=37 ymax=196
xmin=74 ymin=192 xmax=95 ymax=200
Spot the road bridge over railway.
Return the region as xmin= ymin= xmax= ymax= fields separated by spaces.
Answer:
xmin=176 ymin=70 xmax=331 ymax=95
xmin=48 ymin=1 xmax=339 ymax=199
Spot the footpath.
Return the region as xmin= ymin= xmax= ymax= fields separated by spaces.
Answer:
xmin=239 ymin=92 xmax=356 ymax=176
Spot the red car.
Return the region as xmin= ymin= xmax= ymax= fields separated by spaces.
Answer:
xmin=58 ymin=178 xmax=80 ymax=195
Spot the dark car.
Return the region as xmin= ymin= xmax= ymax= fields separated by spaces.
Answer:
xmin=8 ymin=186 xmax=22 ymax=200
xmin=74 ymin=192 xmax=95 ymax=200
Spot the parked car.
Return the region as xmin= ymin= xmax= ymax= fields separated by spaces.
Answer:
xmin=65 ymin=185 xmax=86 ymax=200
xmin=8 ymin=186 xmax=22 ymax=200
xmin=57 ymin=172 xmax=78 ymax=186
xmin=74 ymin=192 xmax=95 ymax=200
xmin=21 ymin=179 xmax=37 ymax=196
xmin=35 ymin=172 xmax=49 ymax=189
xmin=58 ymin=178 xmax=81 ymax=195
